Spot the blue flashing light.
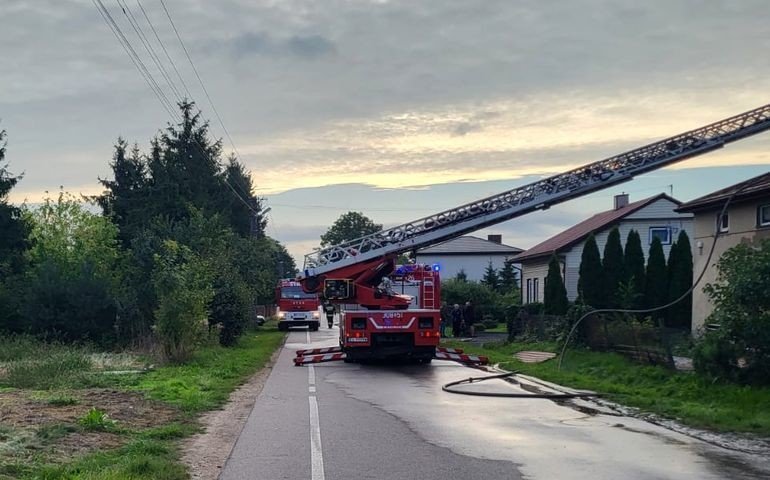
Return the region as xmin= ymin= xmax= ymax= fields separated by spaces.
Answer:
xmin=432 ymin=264 xmax=441 ymax=272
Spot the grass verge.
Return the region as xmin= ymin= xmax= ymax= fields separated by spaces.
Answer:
xmin=443 ymin=339 xmax=770 ymax=436
xmin=0 ymin=325 xmax=285 ymax=479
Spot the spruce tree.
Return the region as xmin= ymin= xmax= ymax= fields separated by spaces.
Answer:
xmin=481 ymin=261 xmax=500 ymax=291
xmin=498 ymin=259 xmax=519 ymax=294
xmin=644 ymin=236 xmax=668 ymax=319
xmin=623 ymin=230 xmax=646 ymax=309
xmin=0 ymin=129 xmax=28 ymax=275
xmin=223 ymin=155 xmax=268 ymax=238
xmin=578 ymin=233 xmax=604 ymax=308
xmin=602 ymin=227 xmax=625 ymax=308
xmin=667 ymin=231 xmax=693 ymax=329
xmin=544 ymin=254 xmax=569 ymax=315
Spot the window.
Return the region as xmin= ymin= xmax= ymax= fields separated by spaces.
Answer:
xmin=717 ymin=212 xmax=729 ymax=233
xmin=759 ymin=205 xmax=770 ymax=227
xmin=526 ymin=279 xmax=533 ymax=303
xmin=533 ymin=278 xmax=540 ymax=303
xmin=649 ymin=227 xmax=672 ymax=245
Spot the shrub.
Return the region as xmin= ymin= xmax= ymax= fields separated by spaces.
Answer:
xmin=694 ymin=240 xmax=770 ymax=385
xmin=153 ymin=241 xmax=213 ymax=363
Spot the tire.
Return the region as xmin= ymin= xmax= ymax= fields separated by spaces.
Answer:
xmin=278 ymin=322 xmax=288 ymax=332
xmin=311 ymin=322 xmax=320 ymax=332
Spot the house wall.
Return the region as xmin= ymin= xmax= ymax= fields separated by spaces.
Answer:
xmin=690 ymin=198 xmax=770 ymax=332
xmin=520 ymin=258 xmax=550 ymax=304
xmin=519 ymin=199 xmax=694 ymax=304
xmin=414 ymin=253 xmax=519 ymax=282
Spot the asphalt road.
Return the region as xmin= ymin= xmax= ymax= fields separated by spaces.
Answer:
xmin=221 ymin=324 xmax=770 ymax=480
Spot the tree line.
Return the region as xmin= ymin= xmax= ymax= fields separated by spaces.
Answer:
xmin=0 ymin=103 xmax=294 ymax=361
xmin=543 ymin=227 xmax=693 ymax=328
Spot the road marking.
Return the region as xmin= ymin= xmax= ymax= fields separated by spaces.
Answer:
xmin=308 ymin=364 xmax=324 ymax=480
xmin=306 ymin=330 xmax=311 ymax=344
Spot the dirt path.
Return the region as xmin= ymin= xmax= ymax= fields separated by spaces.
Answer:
xmin=181 ymin=345 xmax=283 ymax=480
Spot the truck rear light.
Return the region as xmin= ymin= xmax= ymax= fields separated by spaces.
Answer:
xmin=351 ymin=317 xmax=366 ymax=330
xmin=419 ymin=331 xmax=439 ymax=337
xmin=418 ymin=317 xmax=434 ymax=329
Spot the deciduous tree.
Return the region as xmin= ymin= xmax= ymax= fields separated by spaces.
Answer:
xmin=320 ymin=211 xmax=382 ymax=247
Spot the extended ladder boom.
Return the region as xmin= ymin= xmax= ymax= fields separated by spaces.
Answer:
xmin=303 ymin=103 xmax=770 ymax=277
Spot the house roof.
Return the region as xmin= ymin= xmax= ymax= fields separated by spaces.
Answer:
xmin=676 ymin=171 xmax=770 ymax=213
xmin=416 ymin=235 xmax=523 ymax=255
xmin=514 ymin=193 xmax=681 ymax=262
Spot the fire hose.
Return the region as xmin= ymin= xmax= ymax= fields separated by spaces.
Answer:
xmin=442 ymin=371 xmax=600 ymax=399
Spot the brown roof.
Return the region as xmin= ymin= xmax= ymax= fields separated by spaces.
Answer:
xmin=514 ymin=194 xmax=680 ymax=262
xmin=676 ymin=171 xmax=770 ymax=213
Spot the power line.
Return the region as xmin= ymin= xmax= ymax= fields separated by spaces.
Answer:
xmin=135 ymin=0 xmax=193 ymax=100
xmin=116 ymin=0 xmax=185 ymax=102
xmin=92 ymin=0 xmax=178 ymax=118
xmin=158 ymin=0 xmax=243 ymax=161
xmin=91 ymin=0 xmax=263 ymax=220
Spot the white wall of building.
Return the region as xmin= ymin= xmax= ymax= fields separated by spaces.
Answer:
xmin=415 ymin=253 xmax=518 ymax=282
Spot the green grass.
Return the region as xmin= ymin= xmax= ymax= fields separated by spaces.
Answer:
xmin=0 ymin=325 xmax=286 ymax=478
xmin=444 ymin=339 xmax=770 ymax=435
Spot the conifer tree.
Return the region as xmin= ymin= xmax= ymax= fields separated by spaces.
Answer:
xmin=544 ymin=254 xmax=569 ymax=315
xmin=645 ymin=236 xmax=668 ymax=319
xmin=667 ymin=231 xmax=694 ymax=329
xmin=623 ymin=229 xmax=646 ymax=309
xmin=602 ymin=227 xmax=625 ymax=308
xmin=498 ymin=259 xmax=519 ymax=293
xmin=481 ymin=261 xmax=500 ymax=291
xmin=578 ymin=233 xmax=604 ymax=308
xmin=0 ymin=130 xmax=28 ymax=275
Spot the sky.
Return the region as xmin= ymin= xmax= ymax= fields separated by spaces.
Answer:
xmin=2 ymin=0 xmax=770 ymax=266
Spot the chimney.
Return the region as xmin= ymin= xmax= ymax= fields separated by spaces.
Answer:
xmin=614 ymin=193 xmax=629 ymax=210
xmin=487 ymin=234 xmax=502 ymax=244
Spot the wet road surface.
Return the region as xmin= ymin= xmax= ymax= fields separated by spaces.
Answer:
xmin=221 ymin=324 xmax=770 ymax=480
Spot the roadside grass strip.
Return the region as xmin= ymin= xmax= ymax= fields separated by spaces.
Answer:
xmin=443 ymin=339 xmax=770 ymax=436
xmin=0 ymin=326 xmax=285 ymax=479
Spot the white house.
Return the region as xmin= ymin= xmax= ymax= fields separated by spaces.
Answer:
xmin=414 ymin=235 xmax=523 ymax=282
xmin=514 ymin=194 xmax=693 ymax=304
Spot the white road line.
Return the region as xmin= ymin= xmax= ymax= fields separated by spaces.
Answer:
xmin=306 ymin=330 xmax=310 ymax=343
xmin=309 ymin=396 xmax=325 ymax=480
xmin=308 ymin=364 xmax=325 ymax=480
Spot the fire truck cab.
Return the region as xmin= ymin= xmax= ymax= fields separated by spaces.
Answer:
xmin=275 ymin=279 xmax=321 ymax=331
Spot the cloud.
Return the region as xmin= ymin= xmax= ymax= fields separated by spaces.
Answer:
xmin=230 ymin=32 xmax=336 ymax=59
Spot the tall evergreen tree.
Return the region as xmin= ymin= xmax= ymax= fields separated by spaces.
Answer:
xmin=667 ymin=231 xmax=694 ymax=329
xmin=602 ymin=227 xmax=625 ymax=308
xmin=498 ymin=259 xmax=519 ymax=294
xmin=223 ymin=155 xmax=268 ymax=238
xmin=544 ymin=254 xmax=569 ymax=315
xmin=623 ymin=229 xmax=646 ymax=309
xmin=481 ymin=261 xmax=500 ymax=291
xmin=578 ymin=233 xmax=604 ymax=308
xmin=96 ymin=138 xmax=147 ymax=245
xmin=0 ymin=130 xmax=28 ymax=275
xmin=644 ymin=236 xmax=668 ymax=319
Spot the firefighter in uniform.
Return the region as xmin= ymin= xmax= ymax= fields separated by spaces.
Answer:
xmin=323 ymin=302 xmax=336 ymax=328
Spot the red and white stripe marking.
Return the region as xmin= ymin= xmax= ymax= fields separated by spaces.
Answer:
xmin=294 ymin=352 xmax=347 ymax=365
xmin=434 ymin=351 xmax=489 ymax=365
xmin=296 ymin=346 xmax=343 ymax=357
xmin=436 ymin=347 xmax=464 ymax=354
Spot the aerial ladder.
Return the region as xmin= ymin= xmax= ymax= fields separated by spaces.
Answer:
xmin=294 ymin=102 xmax=770 ymax=366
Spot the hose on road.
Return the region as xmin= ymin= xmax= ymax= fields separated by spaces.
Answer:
xmin=442 ymin=371 xmax=600 ymax=399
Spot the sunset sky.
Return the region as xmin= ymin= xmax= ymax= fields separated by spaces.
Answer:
xmin=3 ymin=0 xmax=770 ymax=263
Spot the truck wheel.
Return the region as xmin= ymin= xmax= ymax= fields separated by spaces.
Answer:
xmin=278 ymin=322 xmax=288 ymax=331
xmin=311 ymin=322 xmax=320 ymax=331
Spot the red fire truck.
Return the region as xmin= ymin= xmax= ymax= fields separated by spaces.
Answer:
xmin=323 ymin=261 xmax=441 ymax=363
xmin=275 ymin=279 xmax=321 ymax=331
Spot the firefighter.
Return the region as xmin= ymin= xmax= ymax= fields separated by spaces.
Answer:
xmin=323 ymin=302 xmax=335 ymax=328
